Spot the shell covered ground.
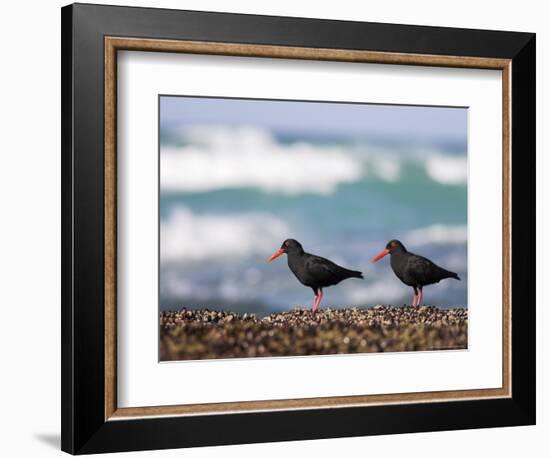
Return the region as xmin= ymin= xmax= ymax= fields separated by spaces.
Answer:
xmin=159 ymin=306 xmax=468 ymax=361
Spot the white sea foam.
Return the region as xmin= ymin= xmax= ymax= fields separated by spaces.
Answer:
xmin=370 ymin=155 xmax=401 ymax=182
xmin=346 ymin=281 xmax=407 ymax=305
xmin=160 ymin=206 xmax=289 ymax=262
xmin=161 ymin=126 xmax=467 ymax=193
xmin=425 ymin=155 xmax=467 ymax=185
xmin=161 ymin=126 xmax=363 ymax=195
xmin=405 ymin=224 xmax=467 ymax=246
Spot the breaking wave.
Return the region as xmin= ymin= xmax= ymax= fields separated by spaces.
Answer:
xmin=425 ymin=155 xmax=468 ymax=185
xmin=404 ymin=224 xmax=468 ymax=246
xmin=160 ymin=206 xmax=289 ymax=263
xmin=161 ymin=126 xmax=362 ymax=195
xmin=160 ymin=126 xmax=467 ymax=195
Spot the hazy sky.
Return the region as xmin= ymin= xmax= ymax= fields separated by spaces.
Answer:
xmin=160 ymin=95 xmax=467 ymax=141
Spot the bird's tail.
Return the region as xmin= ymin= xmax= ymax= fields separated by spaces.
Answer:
xmin=447 ymin=270 xmax=460 ymax=281
xmin=348 ymin=269 xmax=364 ymax=279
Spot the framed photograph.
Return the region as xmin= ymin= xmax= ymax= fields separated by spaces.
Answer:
xmin=61 ymin=3 xmax=536 ymax=454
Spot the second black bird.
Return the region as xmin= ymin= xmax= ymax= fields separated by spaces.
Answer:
xmin=268 ymin=239 xmax=364 ymax=312
xmin=371 ymin=239 xmax=460 ymax=307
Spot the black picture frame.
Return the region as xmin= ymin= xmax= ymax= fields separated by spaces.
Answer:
xmin=61 ymin=3 xmax=535 ymax=454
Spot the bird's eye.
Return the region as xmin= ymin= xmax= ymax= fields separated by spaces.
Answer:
xmin=285 ymin=241 xmax=289 ymax=247
xmin=391 ymin=242 xmax=397 ymax=247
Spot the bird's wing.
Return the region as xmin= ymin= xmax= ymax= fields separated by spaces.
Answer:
xmin=407 ymin=254 xmax=447 ymax=284
xmin=305 ymin=256 xmax=344 ymax=285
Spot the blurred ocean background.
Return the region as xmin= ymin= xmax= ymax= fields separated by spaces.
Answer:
xmin=160 ymin=96 xmax=468 ymax=316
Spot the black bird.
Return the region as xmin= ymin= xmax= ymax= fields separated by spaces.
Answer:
xmin=268 ymin=239 xmax=364 ymax=312
xmin=371 ymin=239 xmax=460 ymax=307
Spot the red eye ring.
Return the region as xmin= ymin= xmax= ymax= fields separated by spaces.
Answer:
xmin=285 ymin=241 xmax=289 ymax=247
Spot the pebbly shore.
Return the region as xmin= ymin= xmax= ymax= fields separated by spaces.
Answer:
xmin=159 ymin=305 xmax=467 ymax=360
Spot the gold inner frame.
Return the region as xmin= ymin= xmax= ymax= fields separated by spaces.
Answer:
xmin=104 ymin=37 xmax=512 ymax=421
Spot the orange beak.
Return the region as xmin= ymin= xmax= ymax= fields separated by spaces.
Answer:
xmin=371 ymin=248 xmax=390 ymax=263
xmin=267 ymin=248 xmax=285 ymax=263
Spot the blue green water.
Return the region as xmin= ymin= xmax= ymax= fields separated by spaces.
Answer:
xmin=160 ymin=127 xmax=467 ymax=315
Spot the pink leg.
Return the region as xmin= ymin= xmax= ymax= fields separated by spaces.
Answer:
xmin=411 ymin=291 xmax=418 ymax=307
xmin=312 ymin=289 xmax=323 ymax=313
xmin=312 ymin=293 xmax=320 ymax=312
xmin=417 ymin=289 xmax=423 ymax=306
